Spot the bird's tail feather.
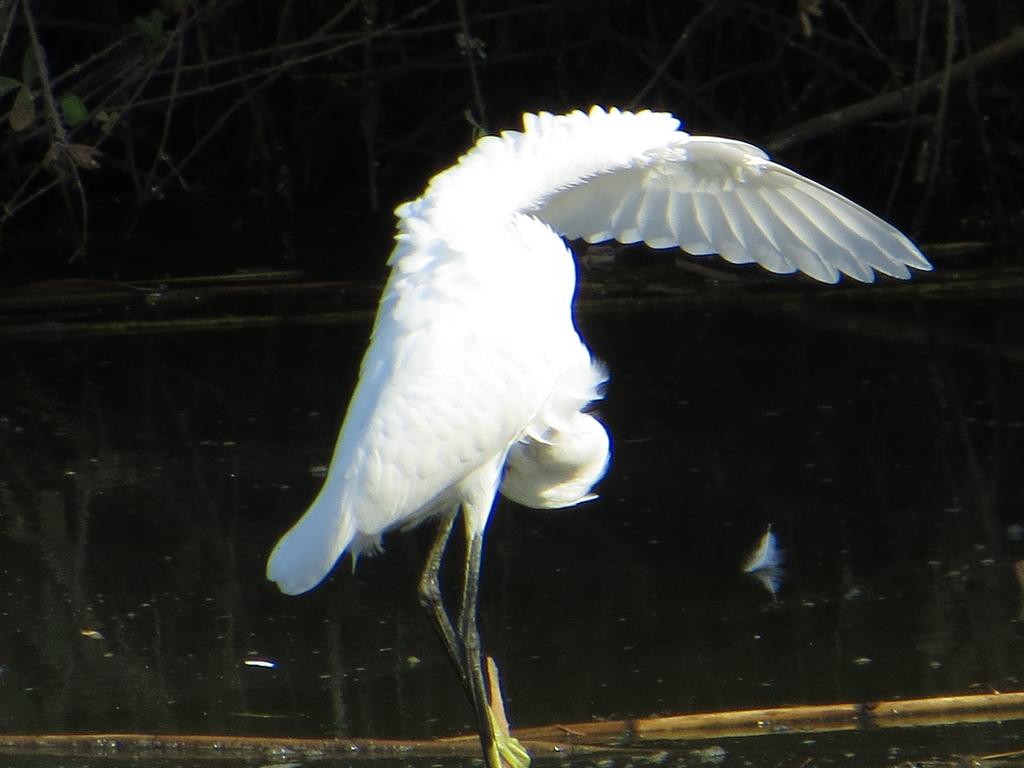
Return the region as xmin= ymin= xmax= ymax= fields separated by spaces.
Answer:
xmin=266 ymin=484 xmax=355 ymax=595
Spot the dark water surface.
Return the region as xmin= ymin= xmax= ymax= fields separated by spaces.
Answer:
xmin=2 ymin=282 xmax=1024 ymax=766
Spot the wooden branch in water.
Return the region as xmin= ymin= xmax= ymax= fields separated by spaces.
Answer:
xmin=766 ymin=26 xmax=1024 ymax=152
xmin=2 ymin=691 xmax=1023 ymax=759
xmin=0 ymin=731 xmax=614 ymax=761
xmin=507 ymin=690 xmax=1024 ymax=745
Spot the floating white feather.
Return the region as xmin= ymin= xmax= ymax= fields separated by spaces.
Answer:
xmin=743 ymin=524 xmax=783 ymax=573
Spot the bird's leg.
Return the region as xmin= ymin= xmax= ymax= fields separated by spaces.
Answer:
xmin=460 ymin=530 xmax=530 ymax=768
xmin=419 ymin=510 xmax=529 ymax=768
xmin=417 ymin=512 xmax=469 ymax=689
xmin=459 ymin=530 xmax=499 ymax=766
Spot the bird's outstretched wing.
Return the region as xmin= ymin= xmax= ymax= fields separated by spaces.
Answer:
xmin=533 ymin=128 xmax=929 ymax=284
xmin=412 ymin=107 xmax=930 ymax=284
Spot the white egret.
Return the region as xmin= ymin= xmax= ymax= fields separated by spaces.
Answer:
xmin=266 ymin=106 xmax=931 ymax=767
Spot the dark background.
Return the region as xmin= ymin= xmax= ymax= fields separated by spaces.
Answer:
xmin=3 ymin=3 xmax=1024 ymax=763
xmin=0 ymin=0 xmax=1021 ymax=288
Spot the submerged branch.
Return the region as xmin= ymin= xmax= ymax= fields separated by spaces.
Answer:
xmin=1 ymin=691 xmax=1023 ymax=759
xmin=508 ymin=690 xmax=1024 ymax=745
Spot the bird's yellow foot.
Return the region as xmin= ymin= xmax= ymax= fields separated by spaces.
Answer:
xmin=486 ymin=657 xmax=530 ymax=768
xmin=484 ymin=707 xmax=530 ymax=768
xmin=497 ymin=732 xmax=531 ymax=768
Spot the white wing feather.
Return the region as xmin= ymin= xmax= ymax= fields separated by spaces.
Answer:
xmin=534 ymin=130 xmax=930 ymax=283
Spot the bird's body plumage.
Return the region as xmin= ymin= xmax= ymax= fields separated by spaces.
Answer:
xmin=267 ymin=209 xmax=600 ymax=595
xmin=267 ymin=106 xmax=930 ymax=597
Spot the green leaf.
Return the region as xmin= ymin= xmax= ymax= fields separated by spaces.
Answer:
xmin=10 ymin=86 xmax=34 ymax=131
xmin=135 ymin=10 xmax=166 ymax=43
xmin=95 ymin=109 xmax=120 ymax=134
xmin=61 ymin=94 xmax=88 ymax=127
xmin=0 ymin=76 xmax=20 ymax=96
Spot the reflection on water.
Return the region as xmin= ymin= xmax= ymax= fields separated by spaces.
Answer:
xmin=2 ymin=286 xmax=1024 ymax=763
